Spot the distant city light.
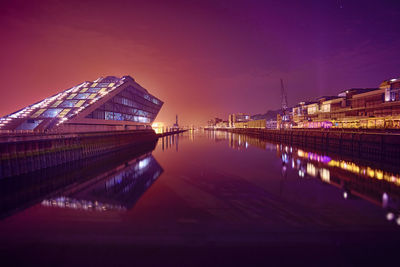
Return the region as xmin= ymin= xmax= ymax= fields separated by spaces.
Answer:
xmin=386 ymin=212 xmax=395 ymax=221
xmin=152 ymin=122 xmax=165 ymax=133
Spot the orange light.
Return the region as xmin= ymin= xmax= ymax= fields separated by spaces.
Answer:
xmin=152 ymin=122 xmax=165 ymax=134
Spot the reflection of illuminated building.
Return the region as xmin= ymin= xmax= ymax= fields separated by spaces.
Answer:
xmin=0 ymin=139 xmax=158 ymax=219
xmin=206 ymin=129 xmax=228 ymax=143
xmin=212 ymin=130 xmax=229 ymax=142
xmin=276 ymin=145 xmax=400 ymax=224
xmin=42 ymin=153 xmax=163 ymax=211
xmin=227 ymin=132 xmax=274 ymax=151
xmin=160 ymin=133 xmax=181 ymax=151
xmin=189 ymin=129 xmax=195 ymax=142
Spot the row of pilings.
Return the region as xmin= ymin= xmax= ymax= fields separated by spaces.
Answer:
xmin=209 ymin=128 xmax=400 ymax=165
xmin=0 ymin=130 xmax=158 ymax=179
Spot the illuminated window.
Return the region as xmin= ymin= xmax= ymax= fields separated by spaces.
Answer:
xmin=75 ymin=100 xmax=85 ymax=107
xmin=121 ymin=97 xmax=133 ymax=106
xmin=51 ymin=100 xmax=63 ymax=107
xmin=60 ymin=100 xmax=78 ymax=107
xmin=105 ymin=111 xmax=113 ymax=120
xmin=87 ymin=88 xmax=101 ymax=93
xmin=88 ymin=93 xmax=97 ymax=99
xmin=57 ymin=109 xmax=71 ymax=118
xmin=80 ymin=88 xmax=88 ymax=93
xmin=114 ymin=112 xmax=123 ymax=120
xmin=16 ymin=119 xmax=43 ymax=130
xmin=99 ymin=88 xmax=108 ymax=94
xmin=91 ymin=83 xmax=98 ymax=87
xmin=31 ymin=109 xmax=46 ymax=118
xmin=41 ymin=108 xmax=63 ymax=118
xmin=123 ymin=114 xmax=133 ymax=121
xmin=75 ymin=93 xmax=90 ymax=99
xmin=108 ymin=83 xmax=115 ymax=87
xmin=67 ymin=93 xmax=77 ymax=99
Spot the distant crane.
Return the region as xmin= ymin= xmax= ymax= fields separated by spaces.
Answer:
xmin=280 ymin=78 xmax=288 ymax=122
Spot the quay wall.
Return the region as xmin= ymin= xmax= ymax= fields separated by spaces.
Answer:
xmin=210 ymin=128 xmax=400 ymax=165
xmin=0 ymin=130 xmax=158 ymax=179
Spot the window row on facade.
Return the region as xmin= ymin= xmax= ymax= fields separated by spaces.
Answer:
xmin=89 ymin=110 xmax=150 ymax=123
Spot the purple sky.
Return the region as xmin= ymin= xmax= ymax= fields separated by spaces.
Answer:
xmin=0 ymin=0 xmax=399 ymax=125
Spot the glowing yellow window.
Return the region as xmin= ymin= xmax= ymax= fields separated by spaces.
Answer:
xmin=91 ymin=83 xmax=98 ymax=87
xmin=57 ymin=109 xmax=71 ymax=118
xmin=88 ymin=93 xmax=97 ymax=99
xmin=67 ymin=93 xmax=77 ymax=99
xmin=108 ymin=83 xmax=115 ymax=87
xmin=99 ymin=88 xmax=107 ymax=94
xmin=31 ymin=109 xmax=46 ymax=118
xmin=51 ymin=100 xmax=62 ymax=107
xmin=80 ymin=88 xmax=88 ymax=93
xmin=75 ymin=100 xmax=85 ymax=107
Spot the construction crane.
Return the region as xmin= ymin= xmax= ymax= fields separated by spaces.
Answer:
xmin=280 ymin=78 xmax=288 ymax=122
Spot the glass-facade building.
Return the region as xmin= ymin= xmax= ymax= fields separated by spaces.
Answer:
xmin=0 ymin=76 xmax=163 ymax=132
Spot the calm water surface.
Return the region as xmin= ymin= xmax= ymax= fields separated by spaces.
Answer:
xmin=1 ymin=130 xmax=400 ymax=266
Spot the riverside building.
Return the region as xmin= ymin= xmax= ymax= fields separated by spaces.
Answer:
xmin=0 ymin=76 xmax=163 ymax=133
xmin=228 ymin=113 xmax=250 ymax=127
xmin=287 ymin=77 xmax=400 ymax=129
xmin=224 ymin=76 xmax=400 ymax=130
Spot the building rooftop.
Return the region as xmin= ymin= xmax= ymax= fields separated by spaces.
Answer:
xmin=337 ymin=88 xmax=378 ymax=97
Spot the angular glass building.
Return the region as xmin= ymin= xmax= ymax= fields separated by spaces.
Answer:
xmin=0 ymin=76 xmax=163 ymax=132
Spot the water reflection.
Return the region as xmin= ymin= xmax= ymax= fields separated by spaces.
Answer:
xmin=42 ymin=154 xmax=163 ymax=212
xmin=277 ymin=145 xmax=400 ymax=226
xmin=1 ymin=130 xmax=400 ymax=266
xmin=0 ymin=140 xmax=161 ymax=218
xmin=160 ymin=132 xmax=186 ymax=151
xmin=209 ymin=131 xmax=400 ymax=226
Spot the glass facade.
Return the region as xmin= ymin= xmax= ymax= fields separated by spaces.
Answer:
xmin=60 ymin=100 xmax=78 ymax=107
xmin=0 ymin=75 xmax=163 ymax=132
xmin=85 ymin=85 xmax=162 ymax=124
xmin=42 ymin=108 xmax=63 ymax=118
xmin=15 ymin=119 xmax=43 ymax=130
xmin=75 ymin=93 xmax=90 ymax=99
